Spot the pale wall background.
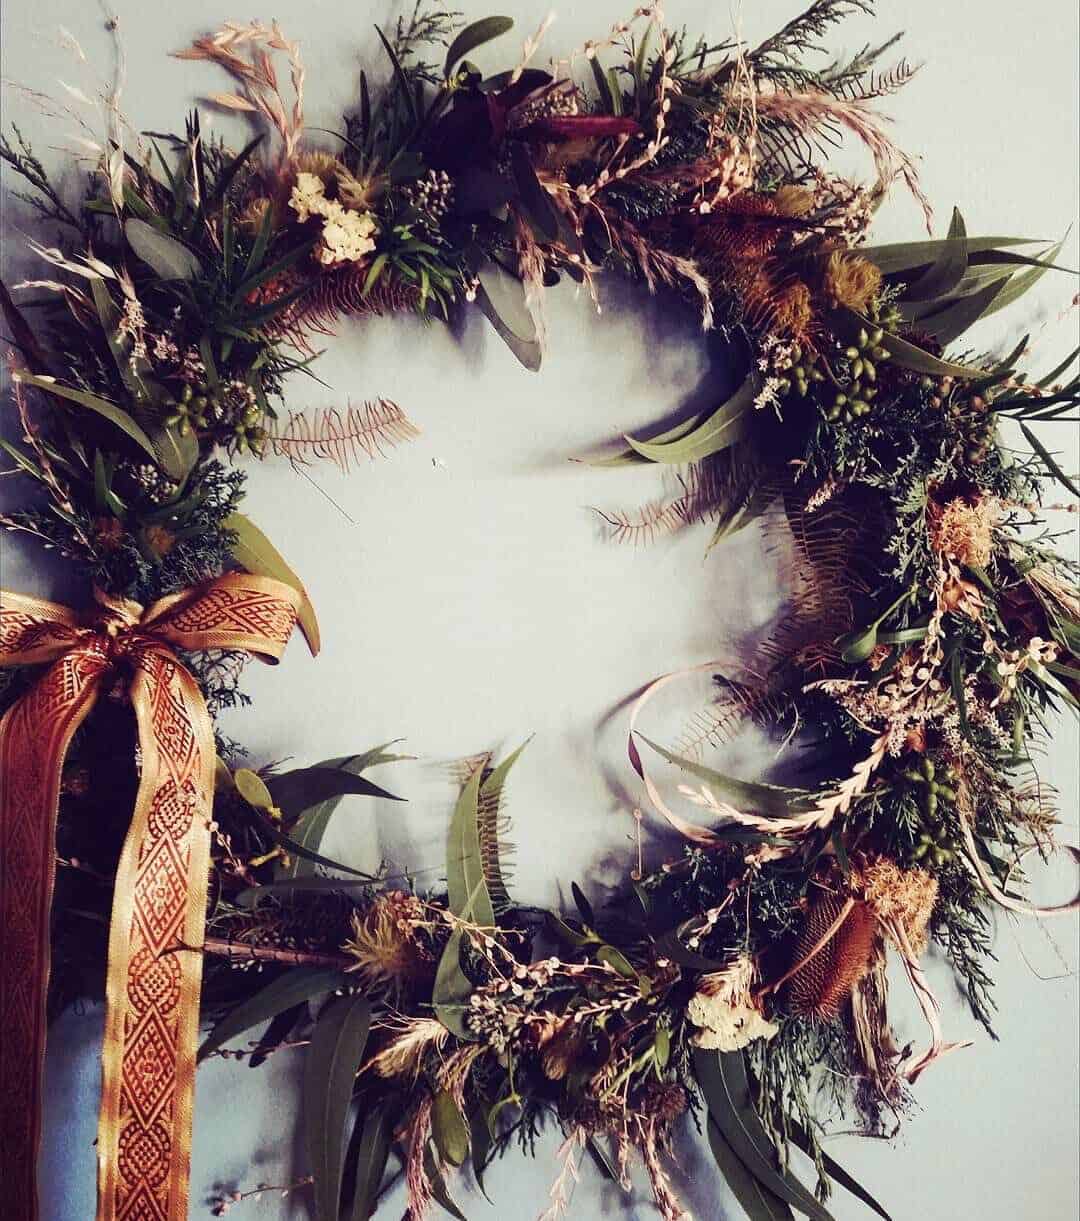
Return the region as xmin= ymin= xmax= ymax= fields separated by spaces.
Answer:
xmin=1 ymin=2 xmax=1077 ymax=1219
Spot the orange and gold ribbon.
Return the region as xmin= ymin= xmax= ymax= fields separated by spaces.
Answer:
xmin=0 ymin=573 xmax=302 ymax=1221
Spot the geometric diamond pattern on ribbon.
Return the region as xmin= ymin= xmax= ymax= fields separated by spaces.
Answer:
xmin=0 ymin=574 xmax=301 ymax=1221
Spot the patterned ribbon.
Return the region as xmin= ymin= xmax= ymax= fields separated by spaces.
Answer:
xmin=0 ymin=573 xmax=302 ymax=1221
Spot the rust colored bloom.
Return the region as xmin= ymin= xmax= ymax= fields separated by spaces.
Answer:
xmin=143 ymin=525 xmax=176 ymax=557
xmin=94 ymin=516 xmax=124 ymax=552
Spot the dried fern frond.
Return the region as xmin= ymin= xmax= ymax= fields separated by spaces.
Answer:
xmin=599 ymin=209 xmax=715 ymax=330
xmin=293 ymin=265 xmax=423 ymax=333
xmin=477 ymin=768 xmax=516 ymax=918
xmin=595 ymin=454 xmax=777 ymax=547
xmin=676 ymin=683 xmax=797 ymax=760
xmin=269 ymin=400 xmax=419 ymax=472
xmin=757 ymin=493 xmax=871 ymax=673
xmin=593 ymin=500 xmax=690 ymax=546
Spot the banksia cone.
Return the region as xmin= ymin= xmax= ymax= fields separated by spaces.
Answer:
xmin=785 ymin=894 xmax=878 ymax=1020
xmin=692 ymin=192 xmax=784 ymax=269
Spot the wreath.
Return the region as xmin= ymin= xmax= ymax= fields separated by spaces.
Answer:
xmin=1 ymin=4 xmax=1078 ymax=1221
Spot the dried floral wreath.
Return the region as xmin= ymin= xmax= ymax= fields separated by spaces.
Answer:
xmin=1 ymin=4 xmax=1078 ymax=1221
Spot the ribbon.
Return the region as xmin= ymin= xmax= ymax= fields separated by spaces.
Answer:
xmin=0 ymin=573 xmax=302 ymax=1221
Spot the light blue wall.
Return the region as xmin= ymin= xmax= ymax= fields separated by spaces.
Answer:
xmin=3 ymin=3 xmax=1077 ymax=1218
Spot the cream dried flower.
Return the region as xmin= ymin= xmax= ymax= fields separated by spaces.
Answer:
xmin=686 ymin=956 xmax=778 ymax=1051
xmin=316 ymin=203 xmax=377 ymax=266
xmin=288 ymin=171 xmax=327 ymax=223
xmin=288 ymin=171 xmax=378 ymax=264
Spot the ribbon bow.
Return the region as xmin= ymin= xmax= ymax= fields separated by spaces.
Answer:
xmin=0 ymin=573 xmax=302 ymax=1221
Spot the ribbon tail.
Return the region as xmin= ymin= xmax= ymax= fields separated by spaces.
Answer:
xmin=96 ymin=651 xmax=215 ymax=1221
xmin=0 ymin=651 xmax=104 ymax=1221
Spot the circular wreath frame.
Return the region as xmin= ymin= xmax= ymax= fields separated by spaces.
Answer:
xmin=1 ymin=5 xmax=1078 ymax=1221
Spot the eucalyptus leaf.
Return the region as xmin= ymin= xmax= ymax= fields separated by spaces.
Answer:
xmin=510 ymin=142 xmax=559 ymax=242
xmin=14 ymin=372 xmax=160 ymax=460
xmin=445 ymin=17 xmax=514 ymax=75
xmin=570 ymin=881 xmax=594 ymax=925
xmin=635 ymin=734 xmax=813 ymax=817
xmin=860 ymin=236 xmax=1039 ymax=276
xmin=234 ymin=767 xmax=276 ymax=811
xmin=902 ymin=207 xmax=968 ymax=301
xmin=348 ymin=1101 xmax=393 ymax=1221
xmin=125 ymin=216 xmax=202 ymax=280
xmin=588 ymin=410 xmax=715 ymax=467
xmin=707 ymin=1119 xmax=795 ymax=1221
xmin=237 ymin=876 xmax=374 ymax=908
xmin=979 ymin=237 xmax=1067 ymax=319
xmin=446 ymin=764 xmax=494 ymax=925
xmin=694 ymin=1050 xmax=836 ymax=1221
xmin=474 ymin=257 xmax=542 ymax=371
xmin=424 ymin=1146 xmax=469 ymax=1220
xmin=918 ymin=276 xmax=1008 ymax=345
xmin=198 ymin=967 xmax=346 ymax=1061
xmin=432 ymin=1090 xmax=471 ymax=1167
xmin=223 ymin=510 xmax=320 ymax=654
xmin=305 ymin=993 xmax=372 ymax=1221
xmin=876 ymin=329 xmax=983 ymax=379
xmin=269 ymin=749 xmax=407 ymax=882
xmin=1020 ymin=422 xmax=1080 ymax=498
xmin=787 ymin=1121 xmax=892 ymax=1220
xmin=433 ymin=930 xmax=475 ymax=1040
xmin=623 ymin=375 xmax=756 ymax=464
xmin=269 ymin=764 xmax=403 ymax=812
xmin=434 ymin=765 xmax=491 ymax=1037
xmin=595 ymin=945 xmax=637 ymax=978
xmin=144 ymin=418 xmax=199 ymax=483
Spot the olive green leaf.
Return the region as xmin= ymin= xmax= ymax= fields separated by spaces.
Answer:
xmin=434 ymin=765 xmax=490 ymax=1038
xmin=510 ymin=142 xmax=559 ymax=242
xmin=423 ymin=1145 xmax=469 ymax=1220
xmin=125 ymin=216 xmax=202 ymax=280
xmin=222 ymin=510 xmax=320 ymax=655
xmin=445 ymin=17 xmax=514 ymax=75
xmin=304 ymin=992 xmax=372 ymax=1221
xmin=348 ymin=1100 xmax=394 ymax=1221
xmin=144 ymin=418 xmax=199 ymax=482
xmin=707 ymin=1119 xmax=795 ymax=1221
xmin=14 ymin=371 xmax=160 ymax=461
xmin=474 ymin=256 xmax=542 ymax=371
xmin=635 ymin=734 xmax=813 ymax=818
xmin=432 ymin=1089 xmax=471 ymax=1167
xmin=268 ymin=750 xmax=407 ymax=881
xmin=860 ymin=235 xmax=1039 ymax=276
xmin=622 ymin=374 xmax=756 ymax=464
xmin=787 ymin=1121 xmax=893 ymax=1220
xmin=694 ymin=1049 xmax=836 ymax=1221
xmin=198 ymin=967 xmax=346 ymax=1061
xmin=1020 ymin=422 xmax=1080 ymax=498
xmin=918 ymin=277 xmax=1008 ymax=345
xmin=902 ymin=207 xmax=967 ymax=301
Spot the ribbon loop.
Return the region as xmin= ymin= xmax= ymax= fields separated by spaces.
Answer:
xmin=0 ymin=573 xmax=302 ymax=1221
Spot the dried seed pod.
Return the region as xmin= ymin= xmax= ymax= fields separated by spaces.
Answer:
xmin=785 ymin=894 xmax=878 ymax=1021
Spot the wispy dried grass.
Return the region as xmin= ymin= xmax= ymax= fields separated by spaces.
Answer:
xmin=754 ymin=87 xmax=932 ymax=231
xmin=175 ymin=21 xmax=305 ymax=164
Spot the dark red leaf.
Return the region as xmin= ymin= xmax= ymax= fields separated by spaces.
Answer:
xmin=514 ymin=115 xmax=643 ymax=144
